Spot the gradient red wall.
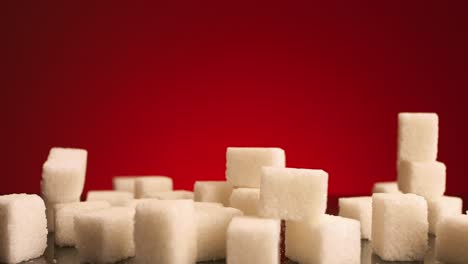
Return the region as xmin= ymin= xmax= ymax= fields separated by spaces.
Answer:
xmin=2 ymin=2 xmax=468 ymax=203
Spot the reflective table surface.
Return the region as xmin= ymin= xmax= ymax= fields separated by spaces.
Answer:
xmin=24 ymin=234 xmax=439 ymax=264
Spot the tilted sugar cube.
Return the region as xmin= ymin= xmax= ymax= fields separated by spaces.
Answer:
xmin=372 ymin=193 xmax=428 ymax=261
xmin=339 ymin=196 xmax=372 ymax=239
xmin=86 ymin=191 xmax=133 ymax=206
xmin=141 ymin=190 xmax=194 ymax=200
xmin=135 ymin=200 xmax=196 ymax=264
xmin=435 ymin=215 xmax=468 ymax=263
xmin=372 ymin=181 xmax=400 ymax=193
xmin=398 ymin=160 xmax=446 ymax=199
xmin=427 ymin=196 xmax=462 ymax=235
xmin=112 ymin=177 xmax=136 ymax=194
xmin=227 ymin=217 xmax=280 ymax=264
xmin=196 ymin=206 xmax=243 ymax=261
xmin=134 ymin=176 xmax=173 ymax=198
xmin=74 ymin=207 xmax=135 ymax=263
xmin=398 ymin=113 xmax=438 ymax=162
xmin=226 ymin=147 xmax=286 ymax=188
xmin=41 ymin=161 xmax=86 ymax=203
xmin=194 ymin=181 xmax=233 ymax=206
xmin=259 ymin=167 xmax=328 ymax=221
xmin=54 ymin=201 xmax=111 ymax=247
xmin=286 ymin=214 xmax=361 ymax=264
xmin=0 ymin=194 xmax=48 ymax=264
xmin=229 ymin=188 xmax=260 ymax=216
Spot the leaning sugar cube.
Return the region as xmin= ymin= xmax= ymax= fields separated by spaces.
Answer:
xmin=134 ymin=176 xmax=173 ymax=198
xmin=398 ymin=160 xmax=446 ymax=199
xmin=372 ymin=193 xmax=428 ymax=261
xmin=74 ymin=207 xmax=135 ymax=263
xmin=135 ymin=200 xmax=196 ymax=264
xmin=54 ymin=201 xmax=111 ymax=247
xmin=196 ymin=206 xmax=243 ymax=261
xmin=339 ymin=196 xmax=372 ymax=239
xmin=141 ymin=190 xmax=194 ymax=200
xmin=286 ymin=214 xmax=361 ymax=264
xmin=227 ymin=217 xmax=280 ymax=264
xmin=0 ymin=194 xmax=48 ymax=264
xmin=113 ymin=177 xmax=136 ymax=194
xmin=427 ymin=196 xmax=462 ymax=235
xmin=41 ymin=161 xmax=86 ymax=203
xmin=194 ymin=181 xmax=233 ymax=206
xmin=86 ymin=191 xmax=133 ymax=206
xmin=229 ymin=188 xmax=260 ymax=216
xmin=398 ymin=113 xmax=438 ymax=162
xmin=372 ymin=182 xmax=400 ymax=193
xmin=226 ymin=147 xmax=286 ymax=188
xmin=259 ymin=167 xmax=328 ymax=221
xmin=435 ymin=215 xmax=468 ymax=263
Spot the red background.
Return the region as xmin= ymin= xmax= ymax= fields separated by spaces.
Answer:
xmin=2 ymin=1 xmax=468 ymax=208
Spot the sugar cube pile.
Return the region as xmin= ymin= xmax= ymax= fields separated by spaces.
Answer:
xmin=0 ymin=112 xmax=466 ymax=264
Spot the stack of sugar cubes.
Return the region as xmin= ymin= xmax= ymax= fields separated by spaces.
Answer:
xmin=225 ymin=147 xmax=361 ymax=264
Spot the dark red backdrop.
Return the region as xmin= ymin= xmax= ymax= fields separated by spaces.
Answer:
xmin=2 ymin=2 xmax=468 ymax=207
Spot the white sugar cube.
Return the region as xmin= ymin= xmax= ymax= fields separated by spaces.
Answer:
xmin=86 ymin=191 xmax=133 ymax=206
xmin=0 ymin=194 xmax=48 ymax=264
xmin=74 ymin=207 xmax=135 ymax=263
xmin=196 ymin=206 xmax=243 ymax=261
xmin=259 ymin=167 xmax=328 ymax=221
xmin=398 ymin=160 xmax=446 ymax=199
xmin=194 ymin=181 xmax=233 ymax=206
xmin=122 ymin=198 xmax=158 ymax=208
xmin=372 ymin=181 xmax=400 ymax=193
xmin=372 ymin=193 xmax=428 ymax=261
xmin=435 ymin=215 xmax=468 ymax=263
xmin=41 ymin=161 xmax=86 ymax=203
xmin=427 ymin=196 xmax=462 ymax=235
xmin=339 ymin=196 xmax=372 ymax=239
xmin=134 ymin=176 xmax=173 ymax=198
xmin=229 ymin=188 xmax=260 ymax=216
xmin=286 ymin=214 xmax=361 ymax=264
xmin=44 ymin=197 xmax=79 ymax=233
xmin=47 ymin=147 xmax=87 ymax=165
xmin=398 ymin=113 xmax=438 ymax=162
xmin=135 ymin=200 xmax=196 ymax=264
xmin=141 ymin=190 xmax=194 ymax=200
xmin=226 ymin=147 xmax=286 ymax=188
xmin=112 ymin=177 xmax=136 ymax=194
xmin=227 ymin=217 xmax=280 ymax=264
xmin=194 ymin=202 xmax=223 ymax=209
xmin=54 ymin=201 xmax=111 ymax=247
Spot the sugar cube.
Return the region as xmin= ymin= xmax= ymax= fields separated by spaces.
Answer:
xmin=372 ymin=193 xmax=428 ymax=261
xmin=398 ymin=113 xmax=438 ymax=162
xmin=135 ymin=200 xmax=196 ymax=264
xmin=196 ymin=206 xmax=243 ymax=261
xmin=372 ymin=181 xmax=400 ymax=193
xmin=286 ymin=214 xmax=361 ymax=264
xmin=41 ymin=161 xmax=86 ymax=203
xmin=112 ymin=177 xmax=136 ymax=194
xmin=47 ymin=147 xmax=87 ymax=166
xmin=339 ymin=196 xmax=372 ymax=239
xmin=398 ymin=160 xmax=446 ymax=199
xmin=122 ymin=198 xmax=159 ymax=208
xmin=54 ymin=201 xmax=111 ymax=247
xmin=227 ymin=216 xmax=280 ymax=264
xmin=134 ymin=176 xmax=173 ymax=198
xmin=194 ymin=181 xmax=233 ymax=206
xmin=141 ymin=190 xmax=194 ymax=200
xmin=229 ymin=188 xmax=260 ymax=216
xmin=194 ymin=202 xmax=223 ymax=209
xmin=44 ymin=198 xmax=79 ymax=233
xmin=0 ymin=194 xmax=48 ymax=264
xmin=435 ymin=215 xmax=468 ymax=263
xmin=259 ymin=167 xmax=328 ymax=221
xmin=226 ymin=147 xmax=286 ymax=188
xmin=74 ymin=207 xmax=135 ymax=263
xmin=86 ymin=191 xmax=133 ymax=206
xmin=427 ymin=196 xmax=462 ymax=235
